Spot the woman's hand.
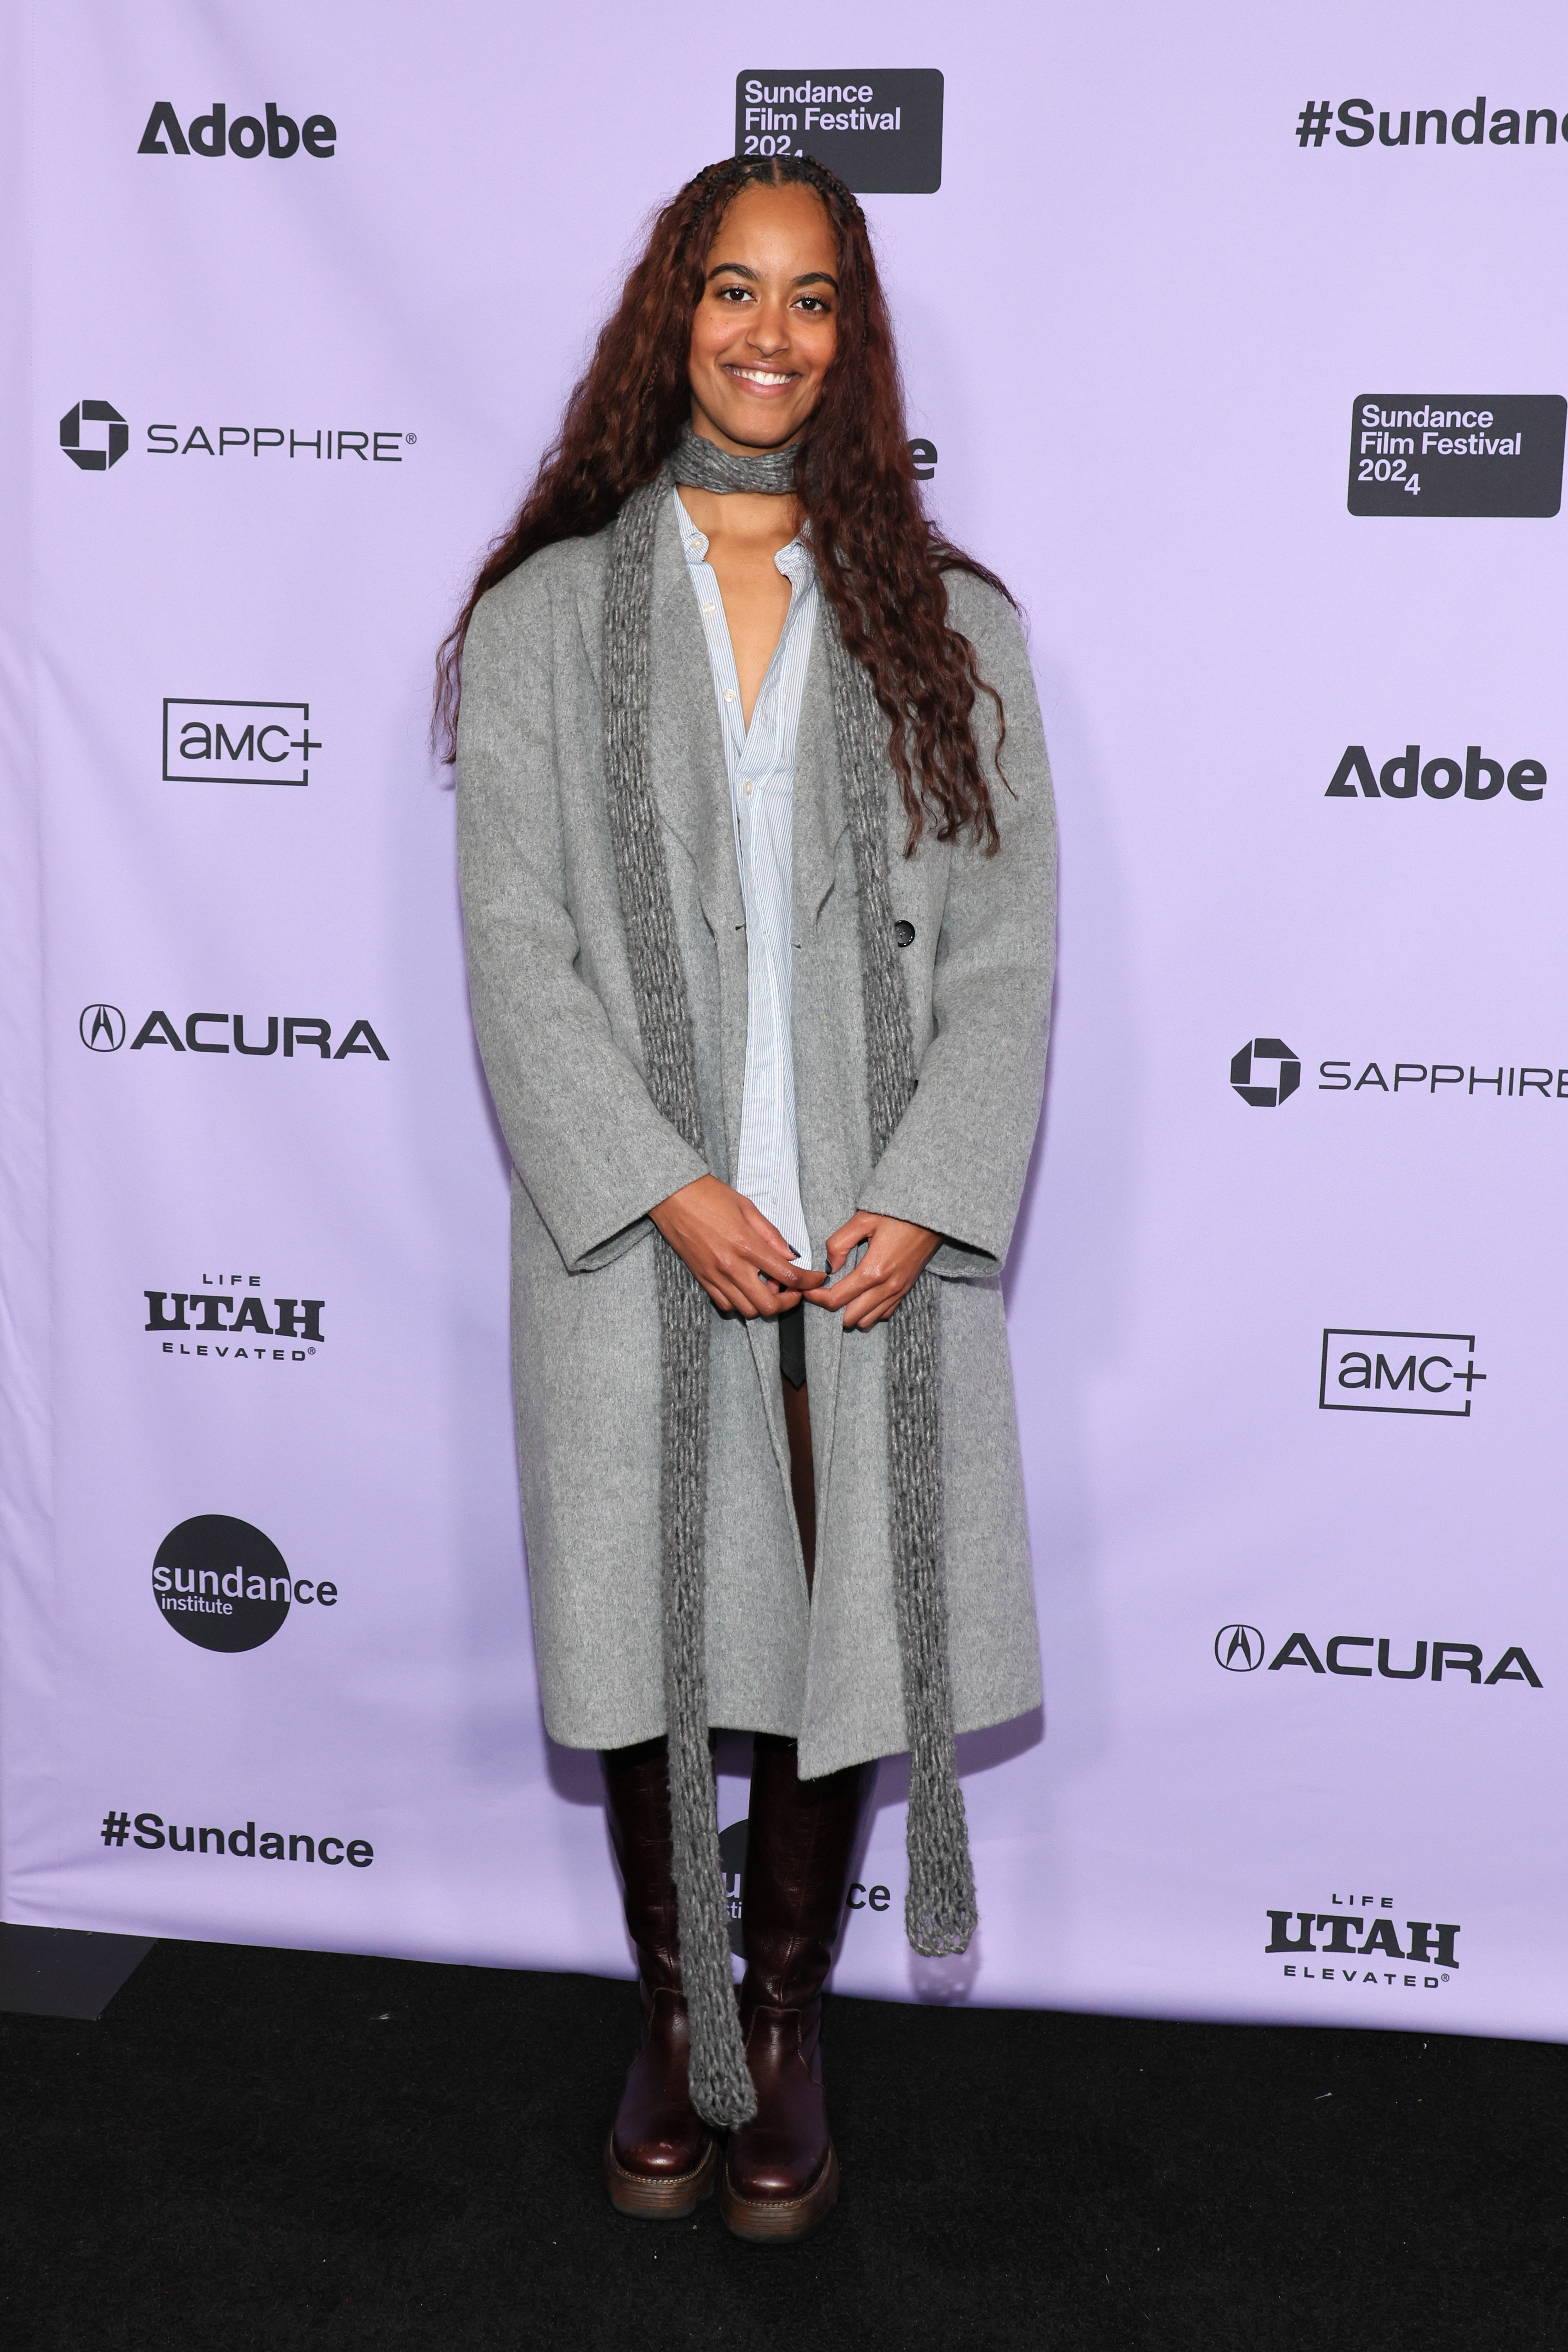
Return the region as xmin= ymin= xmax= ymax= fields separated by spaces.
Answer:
xmin=649 ymin=1176 xmax=825 ymax=1319
xmin=810 ymin=1211 xmax=940 ymax=1331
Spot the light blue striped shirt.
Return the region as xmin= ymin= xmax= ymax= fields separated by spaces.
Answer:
xmin=673 ymin=485 xmax=816 ymax=1263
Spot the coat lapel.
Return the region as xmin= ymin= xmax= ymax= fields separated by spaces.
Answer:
xmin=791 ymin=624 xmax=847 ymax=926
xmin=645 ymin=494 xmax=750 ymax=1171
xmin=647 ymin=496 xmax=744 ymax=934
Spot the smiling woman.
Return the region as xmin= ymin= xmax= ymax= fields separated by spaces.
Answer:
xmin=681 ymin=186 xmax=839 ymax=725
xmin=441 ymin=155 xmax=1057 ymax=2244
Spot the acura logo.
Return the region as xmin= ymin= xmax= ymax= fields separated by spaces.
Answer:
xmin=80 ymin=1002 xmax=126 ymax=1051
xmin=1215 ymin=1622 xmax=1265 ymax=1671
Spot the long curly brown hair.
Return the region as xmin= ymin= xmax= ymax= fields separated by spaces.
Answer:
xmin=434 ymin=153 xmax=1013 ymax=851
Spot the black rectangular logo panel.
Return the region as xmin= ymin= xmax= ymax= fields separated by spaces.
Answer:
xmin=1348 ymin=394 xmax=1565 ymax=516
xmin=735 ymin=71 xmax=943 ymax=193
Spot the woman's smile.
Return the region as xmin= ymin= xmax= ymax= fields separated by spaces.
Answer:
xmin=725 ymin=364 xmax=798 ymax=392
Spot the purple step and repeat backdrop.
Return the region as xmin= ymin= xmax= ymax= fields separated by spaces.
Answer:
xmin=3 ymin=0 xmax=1566 ymax=2038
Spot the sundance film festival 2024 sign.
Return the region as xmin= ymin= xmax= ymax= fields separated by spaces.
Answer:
xmin=734 ymin=71 xmax=944 ymax=190
xmin=4 ymin=6 xmax=1567 ymax=2045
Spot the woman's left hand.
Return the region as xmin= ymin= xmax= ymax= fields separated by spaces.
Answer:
xmin=808 ymin=1212 xmax=940 ymax=1331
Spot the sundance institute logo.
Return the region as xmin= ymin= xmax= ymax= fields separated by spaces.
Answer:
xmin=60 ymin=400 xmax=128 ymax=472
xmin=152 ymin=1514 xmax=337 ymax=1652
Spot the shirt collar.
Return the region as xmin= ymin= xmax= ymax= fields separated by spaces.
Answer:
xmin=672 ymin=485 xmax=811 ymax=583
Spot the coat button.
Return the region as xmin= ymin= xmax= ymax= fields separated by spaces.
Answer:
xmin=894 ymin=920 xmax=915 ymax=947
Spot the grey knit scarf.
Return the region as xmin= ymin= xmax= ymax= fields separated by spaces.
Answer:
xmin=601 ymin=426 xmax=977 ymax=2129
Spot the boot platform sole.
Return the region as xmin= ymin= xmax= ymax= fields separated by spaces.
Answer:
xmin=719 ymin=2142 xmax=839 ymax=2242
xmin=604 ymin=2132 xmax=718 ymax=2220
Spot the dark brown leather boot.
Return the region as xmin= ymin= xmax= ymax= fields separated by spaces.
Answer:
xmin=600 ymin=1735 xmax=719 ymax=2218
xmin=720 ymin=1732 xmax=875 ymax=2241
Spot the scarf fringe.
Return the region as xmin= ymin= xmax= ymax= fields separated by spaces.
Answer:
xmin=605 ymin=478 xmax=754 ymax=2129
xmin=827 ymin=629 xmax=979 ymax=1958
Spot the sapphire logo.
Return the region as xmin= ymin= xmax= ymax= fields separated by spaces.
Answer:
xmin=79 ymin=1003 xmax=126 ymax=1051
xmin=1215 ymin=1623 xmax=1265 ymax=1671
xmin=60 ymin=401 xmax=128 ymax=472
xmin=1230 ymin=1037 xmax=1301 ymax=1107
xmin=59 ymin=408 xmax=411 ymax=471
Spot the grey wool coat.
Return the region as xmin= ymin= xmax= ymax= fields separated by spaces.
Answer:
xmin=456 ymin=497 xmax=1056 ymax=1777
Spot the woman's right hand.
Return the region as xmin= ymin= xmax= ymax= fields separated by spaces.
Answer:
xmin=649 ymin=1176 xmax=825 ymax=1319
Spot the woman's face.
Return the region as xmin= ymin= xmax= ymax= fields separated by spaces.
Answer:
xmin=688 ymin=183 xmax=839 ymax=453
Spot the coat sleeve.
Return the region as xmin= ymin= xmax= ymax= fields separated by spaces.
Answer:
xmin=455 ymin=559 xmax=710 ymax=1273
xmin=856 ymin=575 xmax=1057 ymax=1276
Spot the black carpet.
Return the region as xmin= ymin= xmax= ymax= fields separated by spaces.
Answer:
xmin=2 ymin=1938 xmax=1564 ymax=2350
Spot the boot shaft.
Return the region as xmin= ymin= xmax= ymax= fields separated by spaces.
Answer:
xmin=601 ymin=1734 xmax=682 ymax=1997
xmin=740 ymin=1734 xmax=875 ymax=2016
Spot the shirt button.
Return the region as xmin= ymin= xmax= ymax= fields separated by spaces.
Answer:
xmin=724 ymin=689 xmax=735 ymax=704
xmin=702 ymin=603 xmax=715 ymax=615
xmin=743 ymin=781 xmax=753 ymax=797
